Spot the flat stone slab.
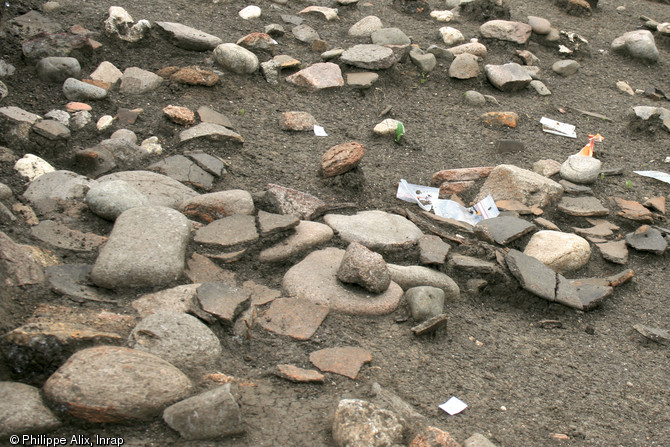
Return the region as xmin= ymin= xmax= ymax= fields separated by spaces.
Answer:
xmin=474 ymin=216 xmax=536 ymax=245
xmin=97 ymin=171 xmax=198 ymax=209
xmin=505 ymin=249 xmax=556 ymax=301
xmin=131 ymin=284 xmax=214 ymax=322
xmin=154 ymin=21 xmax=223 ymax=51
xmin=194 ymin=214 xmax=259 ymax=248
xmin=179 ymin=122 xmax=244 ymax=145
xmin=4 ymin=319 xmax=122 ymax=383
xmin=148 ymin=155 xmax=214 ymax=190
xmin=340 ymin=44 xmax=396 ymax=70
xmin=197 ymin=106 xmax=234 ymax=129
xmin=257 ymin=210 xmax=299 ymax=236
xmin=259 ymin=220 xmax=333 ymax=262
xmin=418 ymin=234 xmax=450 ymax=265
xmin=475 ymin=164 xmax=563 ymax=208
xmin=184 ymin=151 xmax=226 ymax=177
xmin=282 ymin=247 xmax=403 ymax=315
xmin=558 ymin=196 xmax=609 ymax=217
xmin=625 ymin=225 xmax=667 ymax=254
xmin=275 ymin=364 xmax=325 ymax=383
xmin=197 ymin=282 xmax=250 ymax=324
xmin=162 ymin=385 xmax=243 ymax=441
xmin=324 ymin=210 xmax=423 ymax=252
xmin=309 ymin=346 xmax=372 ymax=379
xmin=596 ymin=240 xmax=628 ymax=264
xmin=614 ymin=197 xmax=654 ymax=223
xmin=0 ymin=381 xmax=61 ymax=437
xmin=30 ymin=220 xmax=106 ymax=252
xmin=450 ymin=254 xmax=499 ymax=274
xmin=258 ymin=297 xmax=329 ymax=340
xmin=0 ymin=105 xmax=42 ymax=124
xmin=560 ymin=179 xmax=593 ymax=195
xmin=633 ymin=324 xmax=670 ymax=346
xmin=90 ymin=206 xmax=191 ymax=290
xmin=46 ymin=264 xmax=117 ymax=303
xmin=557 ymin=276 xmax=612 ymax=311
xmin=411 ymin=313 xmax=448 ymax=336
xmin=185 ymin=253 xmax=237 ymax=284
xmin=285 ymin=62 xmax=344 ymax=90
xmin=573 ymin=220 xmax=618 ymax=238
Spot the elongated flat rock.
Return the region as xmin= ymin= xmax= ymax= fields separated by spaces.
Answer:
xmin=259 ymin=220 xmax=333 ymax=262
xmin=558 ymin=196 xmax=609 ymax=217
xmin=155 ymin=21 xmax=222 ymax=51
xmin=324 ymin=210 xmax=423 ymax=252
xmin=194 ymin=214 xmax=258 ymax=248
xmin=179 ymin=122 xmax=244 ymax=144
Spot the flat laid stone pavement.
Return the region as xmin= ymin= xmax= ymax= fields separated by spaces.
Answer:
xmin=558 ymin=196 xmax=609 ymax=217
xmin=131 ymin=284 xmax=204 ymax=318
xmin=596 ymin=240 xmax=629 ymax=264
xmin=148 ymin=155 xmax=214 ymax=190
xmin=323 ymin=210 xmax=423 ymax=252
xmin=282 ymin=247 xmax=403 ymax=315
xmin=625 ymin=225 xmax=667 ymax=254
xmin=194 ymin=214 xmax=259 ymax=248
xmin=257 ymin=209 xmax=299 ymax=236
xmin=196 ymin=282 xmax=250 ymax=324
xmin=30 ymin=220 xmax=106 ymax=252
xmin=46 ymin=264 xmax=117 ymax=303
xmin=309 ymin=346 xmax=372 ymax=379
xmin=259 ymin=220 xmax=333 ymax=262
xmin=505 ymin=249 xmax=556 ymax=301
xmin=474 ymin=216 xmax=536 ymax=245
xmin=185 ymin=253 xmax=237 ymax=284
xmin=258 ymin=297 xmax=329 ymax=340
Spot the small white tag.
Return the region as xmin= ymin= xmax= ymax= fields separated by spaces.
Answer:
xmin=540 ymin=117 xmax=576 ymax=138
xmin=439 ymin=396 xmax=467 ymax=415
xmin=314 ymin=125 xmax=328 ymax=136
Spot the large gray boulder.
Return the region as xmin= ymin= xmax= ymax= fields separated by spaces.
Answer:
xmin=90 ymin=206 xmax=191 ymax=289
